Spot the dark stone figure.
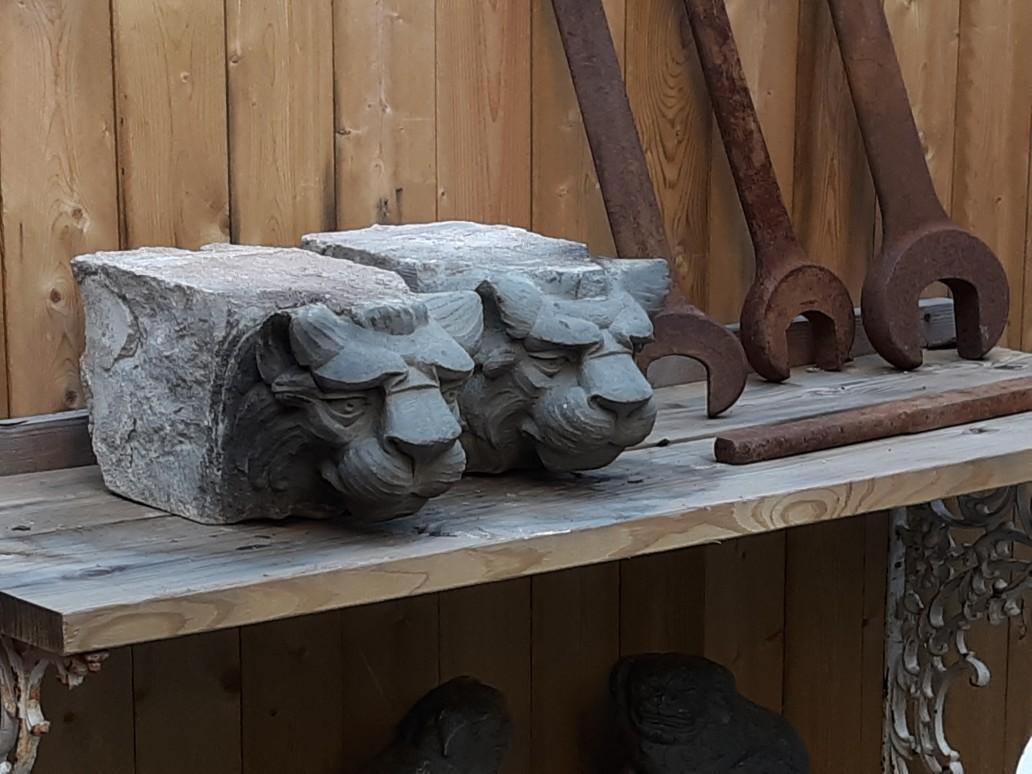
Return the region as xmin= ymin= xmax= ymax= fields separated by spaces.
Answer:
xmin=361 ymin=677 xmax=512 ymax=774
xmin=611 ymin=654 xmax=810 ymax=774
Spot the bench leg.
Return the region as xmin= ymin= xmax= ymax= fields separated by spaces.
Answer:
xmin=0 ymin=638 xmax=106 ymax=774
xmin=885 ymin=485 xmax=1032 ymax=773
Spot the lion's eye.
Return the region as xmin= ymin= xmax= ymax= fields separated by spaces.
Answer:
xmin=529 ymin=351 xmax=569 ymax=375
xmin=330 ymin=396 xmax=369 ymax=423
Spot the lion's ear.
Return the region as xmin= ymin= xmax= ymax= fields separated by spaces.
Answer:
xmin=598 ymin=259 xmax=671 ymax=315
xmin=476 ymin=275 xmax=543 ymax=339
xmin=255 ymin=312 xmax=295 ymax=384
xmin=421 ymin=291 xmax=484 ymax=354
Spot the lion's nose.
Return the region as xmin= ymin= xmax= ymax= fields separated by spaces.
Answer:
xmin=583 ymin=354 xmax=654 ymax=418
xmin=384 ymin=388 xmax=461 ymax=463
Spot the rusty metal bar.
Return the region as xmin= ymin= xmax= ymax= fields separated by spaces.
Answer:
xmin=714 ymin=377 xmax=1032 ymax=465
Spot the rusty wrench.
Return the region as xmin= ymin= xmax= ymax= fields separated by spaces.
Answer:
xmin=552 ymin=0 xmax=748 ymax=416
xmin=683 ymin=0 xmax=856 ymax=383
xmin=827 ymin=0 xmax=1009 ymax=370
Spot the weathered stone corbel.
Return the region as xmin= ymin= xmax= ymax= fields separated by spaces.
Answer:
xmin=72 ymin=245 xmax=483 ymax=524
xmin=0 ymin=637 xmax=106 ymax=774
xmin=302 ymin=221 xmax=671 ymax=473
xmin=885 ymin=488 xmax=1032 ymax=772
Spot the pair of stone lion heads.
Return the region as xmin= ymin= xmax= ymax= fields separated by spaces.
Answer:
xmin=230 ymin=265 xmax=665 ymax=523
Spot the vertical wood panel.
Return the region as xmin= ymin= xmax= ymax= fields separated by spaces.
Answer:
xmin=783 ymin=518 xmax=867 ymax=774
xmin=112 ymin=0 xmax=230 ymax=248
xmin=860 ymin=512 xmax=890 ymax=773
xmin=440 ymin=581 xmax=532 ymax=774
xmin=0 ymin=0 xmax=119 ymax=416
xmin=35 ymin=648 xmax=135 ymax=774
xmin=531 ymin=565 xmax=620 ymax=774
xmin=133 ymin=630 xmax=243 ymax=774
xmin=227 ymin=0 xmax=335 ymax=245
xmin=703 ymin=533 xmax=785 ymax=712
xmin=705 ymin=0 xmax=800 ymax=324
xmin=335 ymin=0 xmax=437 ymax=229
xmin=530 ymin=0 xmax=623 ymax=256
xmin=625 ymin=0 xmax=710 ymax=303
xmin=793 ymin=0 xmax=875 ymax=297
xmin=241 ymin=613 xmax=344 ymax=773
xmin=339 ymin=596 xmax=440 ymax=772
xmin=620 ymin=547 xmax=706 ymax=655
xmin=436 ymin=0 xmax=531 ymax=227
xmin=953 ymin=0 xmax=1032 ymax=348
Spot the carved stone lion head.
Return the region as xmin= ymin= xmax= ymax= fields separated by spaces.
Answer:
xmin=459 ymin=263 xmax=666 ymax=473
xmin=226 ymin=292 xmax=482 ymax=522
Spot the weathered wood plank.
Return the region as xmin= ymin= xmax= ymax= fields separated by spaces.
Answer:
xmin=227 ymin=0 xmax=335 ymax=245
xmin=435 ymin=0 xmax=531 ymax=227
xmin=111 ymin=0 xmax=230 ymax=248
xmin=953 ymin=0 xmax=1032 ymax=347
xmin=34 ymin=647 xmax=135 ymax=774
xmin=5 ymin=352 xmax=1032 ymax=654
xmin=0 ymin=0 xmax=120 ymax=416
xmin=335 ymin=0 xmax=437 ymax=228
xmin=133 ymin=630 xmax=243 ymax=774
xmin=0 ymin=410 xmax=93 ymax=476
xmin=625 ymin=0 xmax=709 ymax=302
xmin=531 ymin=565 xmax=619 ymax=774
xmin=339 ymin=596 xmax=439 ymax=772
xmin=440 ymin=580 xmax=532 ymax=774
xmin=241 ymin=612 xmax=345 ymax=773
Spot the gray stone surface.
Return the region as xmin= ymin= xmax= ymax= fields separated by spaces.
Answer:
xmin=73 ymin=245 xmax=483 ymax=524
xmin=303 ymin=221 xmax=671 ymax=473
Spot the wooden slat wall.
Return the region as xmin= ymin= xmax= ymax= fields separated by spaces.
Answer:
xmin=3 ymin=1 xmax=1030 ymax=772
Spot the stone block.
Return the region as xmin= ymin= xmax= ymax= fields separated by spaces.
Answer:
xmin=72 ymin=244 xmax=483 ymax=524
xmin=302 ymin=221 xmax=670 ymax=473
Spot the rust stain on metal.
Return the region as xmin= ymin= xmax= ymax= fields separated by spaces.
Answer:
xmin=714 ymin=376 xmax=1032 ymax=465
xmin=827 ymin=0 xmax=1009 ymax=371
xmin=552 ymin=0 xmax=747 ymax=416
xmin=683 ymin=0 xmax=856 ymax=383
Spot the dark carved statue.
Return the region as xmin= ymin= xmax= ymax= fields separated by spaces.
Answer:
xmin=611 ymin=654 xmax=810 ymax=774
xmin=361 ymin=677 xmax=512 ymax=774
xmin=226 ymin=294 xmax=482 ymax=523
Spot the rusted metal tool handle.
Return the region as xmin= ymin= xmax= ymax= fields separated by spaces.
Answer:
xmin=715 ymin=377 xmax=1032 ymax=464
xmin=550 ymin=0 xmax=670 ymax=260
xmin=825 ymin=0 xmax=946 ymax=238
xmin=553 ymin=0 xmax=748 ymax=417
xmin=681 ymin=0 xmax=797 ymax=265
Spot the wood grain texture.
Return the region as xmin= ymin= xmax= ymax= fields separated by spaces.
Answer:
xmin=0 ymin=409 xmax=93 ymax=475
xmin=111 ymin=0 xmax=230 ymax=248
xmin=0 ymin=0 xmax=119 ymax=416
xmin=338 ymin=596 xmax=439 ymax=772
xmin=619 ymin=548 xmax=706 ymax=655
xmin=783 ymin=517 xmax=867 ymax=774
xmin=531 ymin=565 xmax=619 ymax=774
xmin=6 ymin=351 xmax=1032 ymax=654
xmin=34 ymin=647 xmax=135 ymax=774
xmin=792 ymin=0 xmax=875 ymax=298
xmin=705 ymin=0 xmax=800 ymax=324
xmin=435 ymin=0 xmax=531 ymax=227
xmin=703 ymin=533 xmax=785 ymax=712
xmin=241 ymin=612 xmax=344 ymax=773
xmin=531 ymin=0 xmax=623 ymax=256
xmin=133 ymin=630 xmax=242 ymax=774
xmin=440 ymin=581 xmax=532 ymax=774
xmin=227 ymin=0 xmax=335 ymax=245
xmin=335 ymin=0 xmax=437 ymax=228
xmin=953 ymin=0 xmax=1032 ymax=348
xmin=859 ymin=511 xmax=889 ymax=772
xmin=625 ymin=0 xmax=710 ymax=303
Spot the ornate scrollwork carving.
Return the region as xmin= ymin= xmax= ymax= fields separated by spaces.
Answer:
xmin=0 ymin=637 xmax=106 ymax=774
xmin=886 ymin=487 xmax=1032 ymax=773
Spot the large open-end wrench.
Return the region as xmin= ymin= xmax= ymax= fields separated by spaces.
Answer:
xmin=683 ymin=0 xmax=856 ymax=383
xmin=827 ymin=0 xmax=1009 ymax=371
xmin=552 ymin=0 xmax=748 ymax=416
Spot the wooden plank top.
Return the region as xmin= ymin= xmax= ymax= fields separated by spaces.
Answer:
xmin=3 ymin=349 xmax=1032 ymax=655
